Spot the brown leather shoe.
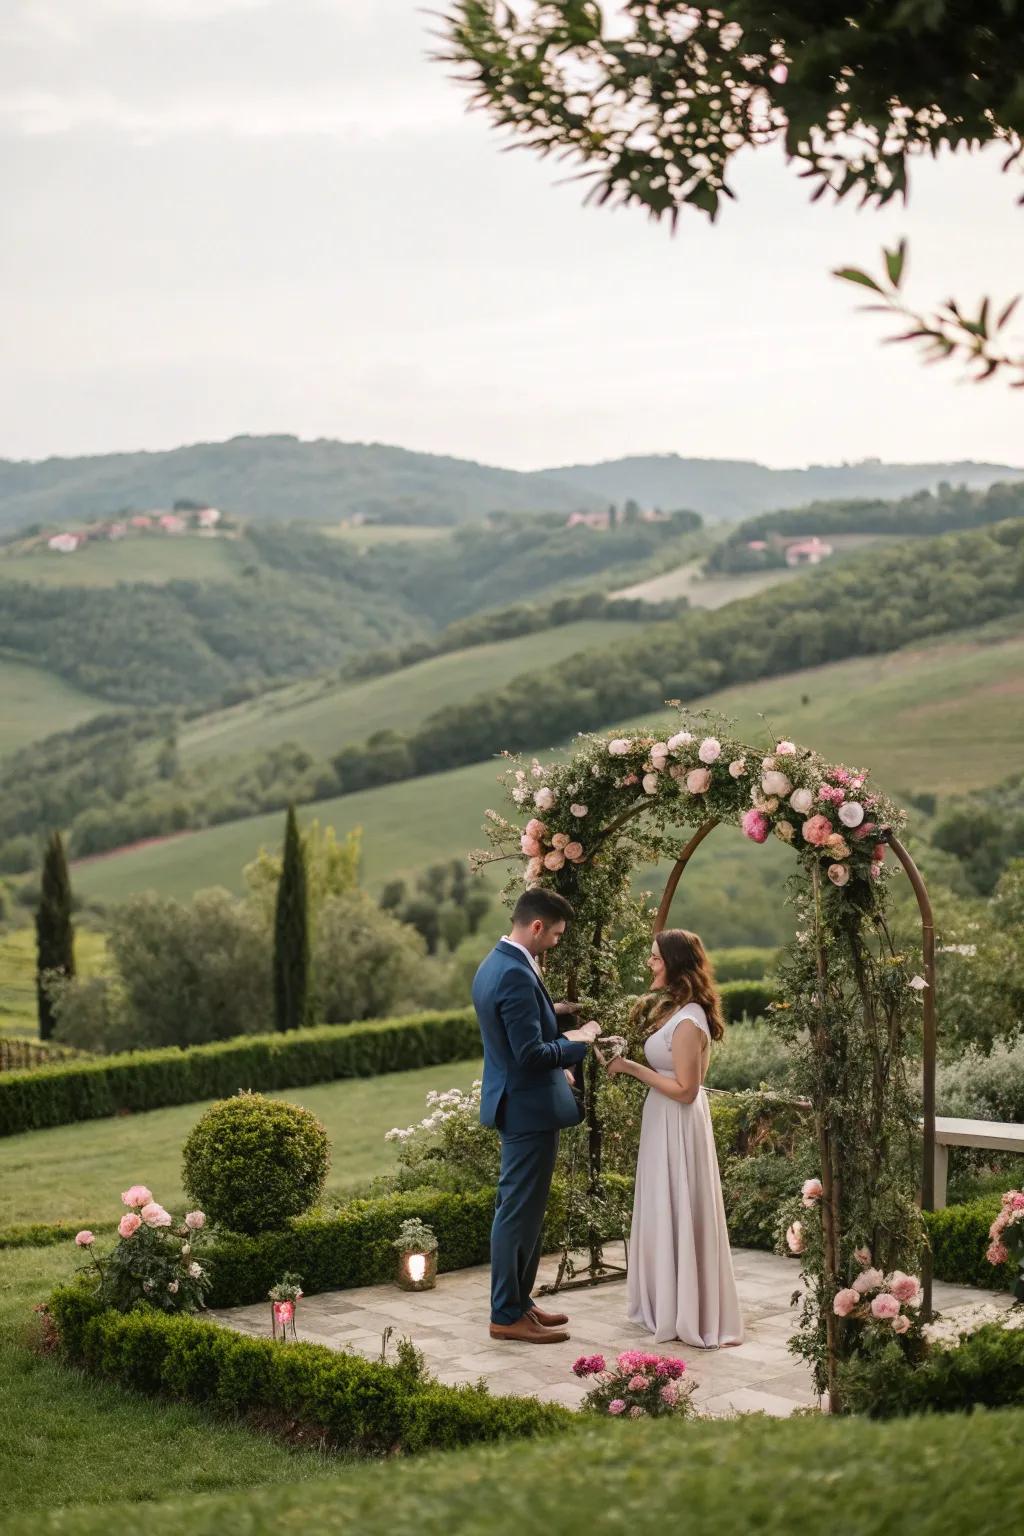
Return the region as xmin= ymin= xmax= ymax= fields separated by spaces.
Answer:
xmin=489 ymin=1316 xmax=569 ymax=1344
xmin=528 ymin=1305 xmax=569 ymax=1328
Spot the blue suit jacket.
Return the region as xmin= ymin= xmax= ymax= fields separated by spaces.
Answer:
xmin=472 ymin=940 xmax=588 ymax=1135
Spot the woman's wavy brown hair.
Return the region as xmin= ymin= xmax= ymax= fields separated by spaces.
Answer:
xmin=630 ymin=928 xmax=725 ymax=1042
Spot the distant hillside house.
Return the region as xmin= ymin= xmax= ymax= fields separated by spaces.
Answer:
xmin=785 ymin=537 xmax=833 ymax=567
xmin=47 ymin=532 xmax=81 ymax=554
xmin=108 ymin=521 xmax=128 ymax=539
xmin=129 ymin=514 xmax=153 ymax=529
xmin=566 ymin=510 xmax=612 ymax=530
xmin=746 ymin=539 xmax=768 ymax=551
xmin=157 ymin=513 xmax=188 ymax=534
xmin=196 ymin=506 xmax=221 ymax=528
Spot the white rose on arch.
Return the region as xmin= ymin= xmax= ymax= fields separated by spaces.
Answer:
xmin=698 ymin=737 xmax=721 ymax=764
xmin=642 ymin=772 xmax=661 ymax=795
xmin=789 ymin=787 xmax=815 ymax=815
xmin=728 ymin=758 xmax=747 ymax=778
xmin=650 ymin=742 xmax=670 ymax=771
xmin=608 ymin=738 xmax=633 ymax=757
xmin=838 ymin=800 xmax=866 ymax=828
xmin=762 ymin=769 xmax=793 ymax=798
xmin=534 ymin=787 xmax=557 ymax=811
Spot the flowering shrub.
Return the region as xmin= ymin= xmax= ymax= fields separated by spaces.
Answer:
xmin=985 ymin=1189 xmax=1024 ymax=1295
xmin=268 ymin=1271 xmax=304 ymax=1303
xmin=921 ymin=1302 xmax=1024 ymax=1350
xmin=75 ymin=1184 xmax=210 ymax=1314
xmin=572 ymin=1349 xmax=696 ymax=1419
xmin=385 ymin=1081 xmax=501 ymax=1191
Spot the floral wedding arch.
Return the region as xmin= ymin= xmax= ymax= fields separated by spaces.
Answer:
xmin=475 ymin=716 xmax=937 ymax=1408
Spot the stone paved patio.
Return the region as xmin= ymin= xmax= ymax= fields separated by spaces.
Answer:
xmin=209 ymin=1246 xmax=1013 ymax=1416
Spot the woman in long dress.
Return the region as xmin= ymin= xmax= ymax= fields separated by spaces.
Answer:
xmin=604 ymin=928 xmax=743 ymax=1347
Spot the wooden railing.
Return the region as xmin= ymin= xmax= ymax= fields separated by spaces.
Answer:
xmin=0 ymin=1037 xmax=85 ymax=1072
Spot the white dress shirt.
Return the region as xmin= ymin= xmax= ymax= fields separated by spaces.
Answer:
xmin=501 ymin=935 xmax=542 ymax=977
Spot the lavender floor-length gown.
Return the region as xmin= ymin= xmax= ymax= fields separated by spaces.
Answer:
xmin=626 ymin=1004 xmax=744 ymax=1347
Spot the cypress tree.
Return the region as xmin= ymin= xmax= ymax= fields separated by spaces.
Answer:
xmin=273 ymin=805 xmax=310 ymax=1032
xmin=36 ymin=830 xmax=76 ymax=1041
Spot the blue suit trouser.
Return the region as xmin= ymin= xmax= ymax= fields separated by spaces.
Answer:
xmin=490 ymin=1126 xmax=560 ymax=1325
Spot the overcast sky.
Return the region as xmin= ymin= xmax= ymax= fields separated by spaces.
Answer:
xmin=2 ymin=0 xmax=1022 ymax=471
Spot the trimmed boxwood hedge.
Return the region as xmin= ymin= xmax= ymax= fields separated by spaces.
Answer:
xmin=0 ymin=1008 xmax=480 ymax=1137
xmin=924 ymin=1197 xmax=1020 ymax=1292
xmin=47 ymin=1284 xmax=574 ymax=1456
xmin=710 ymin=947 xmax=779 ymax=982
xmin=839 ymin=1323 xmax=1024 ymax=1418
xmin=718 ymin=978 xmax=778 ymax=1022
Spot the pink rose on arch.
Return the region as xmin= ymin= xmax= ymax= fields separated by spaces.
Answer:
xmin=853 ymin=1267 xmax=884 ymax=1295
xmin=891 ymin=1314 xmax=911 ymax=1335
xmin=184 ymin=1210 xmax=205 ymax=1230
xmin=564 ymin=842 xmax=584 ymax=863
xmin=1012 ymin=1193 xmax=1024 ymax=1210
xmin=801 ymin=1178 xmax=823 ymax=1207
xmin=543 ymin=850 xmax=566 ymax=872
xmin=643 ymin=772 xmax=661 ymax=795
xmin=785 ymin=1221 xmax=804 ymax=1255
xmin=520 ymin=834 xmax=542 ymax=857
xmin=650 ymin=743 xmax=669 ymax=771
xmin=667 ymin=730 xmax=693 ymax=752
xmin=728 ymin=758 xmax=747 ymax=778
xmin=697 ymin=737 xmax=721 ymax=764
xmin=607 ymin=1399 xmax=626 ymax=1416
xmin=140 ymin=1202 xmax=172 ymax=1228
xmin=525 ymin=819 xmax=547 ymax=839
xmin=887 ymin=1271 xmax=921 ymax=1306
xmin=833 ymin=1288 xmax=860 ymax=1318
xmin=853 ymin=821 xmax=877 ymax=840
xmin=827 ymin=863 xmax=851 ymax=888
xmin=121 ymin=1185 xmax=153 ymax=1209
xmin=75 ymin=1230 xmax=94 ymax=1247
xmin=777 ymin=740 xmax=796 ymax=756
xmin=608 ymin=738 xmax=632 ymax=757
xmin=987 ymin=1241 xmax=1010 ymax=1266
xmin=525 ymin=857 xmax=543 ymax=881
xmin=686 ymin=767 xmax=711 ymax=794
xmin=802 ymin=814 xmax=833 ymax=846
xmin=551 ymin=832 xmax=570 ymax=849
xmin=762 ymin=770 xmax=793 ymax=798
xmin=742 ymin=809 xmax=770 ymax=844
xmin=870 ymin=1293 xmax=900 ymax=1321
xmin=118 ymin=1213 xmax=142 ymax=1239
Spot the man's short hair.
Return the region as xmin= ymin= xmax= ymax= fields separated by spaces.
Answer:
xmin=512 ymin=888 xmax=575 ymax=927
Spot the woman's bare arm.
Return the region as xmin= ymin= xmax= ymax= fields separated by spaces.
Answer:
xmin=605 ymin=1019 xmax=704 ymax=1103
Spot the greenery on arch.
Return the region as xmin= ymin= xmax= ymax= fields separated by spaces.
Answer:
xmin=476 ymin=714 xmax=928 ymax=1407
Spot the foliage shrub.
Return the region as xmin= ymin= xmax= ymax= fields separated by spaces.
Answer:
xmin=0 ymin=1007 xmax=479 ymax=1136
xmin=182 ymin=1093 xmax=330 ymax=1235
xmin=47 ymin=1284 xmax=573 ymax=1456
xmin=706 ymin=1020 xmax=792 ymax=1093
xmin=717 ymin=978 xmax=779 ymax=1022
xmin=710 ymin=946 xmax=779 ymax=981
xmin=313 ymin=891 xmax=429 ymax=1021
xmin=936 ymin=1036 xmax=1024 ymax=1125
xmin=838 ymin=1323 xmax=1024 ymax=1418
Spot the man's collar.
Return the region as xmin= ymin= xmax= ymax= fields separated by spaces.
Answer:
xmin=500 ymin=935 xmax=541 ymax=974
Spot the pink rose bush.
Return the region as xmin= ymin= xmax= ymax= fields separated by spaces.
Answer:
xmin=986 ymin=1189 xmax=1024 ymax=1273
xmin=573 ymin=1350 xmax=696 ymax=1419
xmin=75 ymin=1183 xmax=210 ymax=1315
xmin=827 ymin=1244 xmax=924 ymax=1349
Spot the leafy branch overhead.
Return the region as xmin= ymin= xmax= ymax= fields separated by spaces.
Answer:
xmin=836 ymin=242 xmax=1024 ymax=387
xmin=440 ymin=2 xmax=1024 ymax=223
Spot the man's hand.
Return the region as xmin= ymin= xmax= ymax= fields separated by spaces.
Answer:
xmin=563 ymin=1019 xmax=601 ymax=1044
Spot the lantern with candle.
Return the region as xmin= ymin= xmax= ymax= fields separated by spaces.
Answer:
xmin=268 ymin=1272 xmax=303 ymax=1340
xmin=392 ymin=1217 xmax=438 ymax=1292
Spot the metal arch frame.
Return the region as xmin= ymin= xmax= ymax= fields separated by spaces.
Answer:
xmin=652 ymin=819 xmax=937 ymax=1318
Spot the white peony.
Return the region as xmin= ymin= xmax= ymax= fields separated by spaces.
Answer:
xmin=838 ymin=800 xmax=865 ymax=828
xmin=570 ymin=803 xmax=588 ymax=818
xmin=650 ymin=742 xmax=669 ymax=771
xmin=698 ymin=737 xmax=721 ymax=764
xmin=666 ymin=730 xmax=694 ymax=753
xmin=789 ymin=787 xmax=815 ymax=815
xmin=762 ymin=770 xmax=793 ymax=798
xmin=608 ymin=738 xmax=633 ymax=756
xmin=534 ymin=787 xmax=556 ymax=811
xmin=728 ymin=758 xmax=747 ymax=778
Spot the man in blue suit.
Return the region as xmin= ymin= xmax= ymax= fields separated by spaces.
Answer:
xmin=472 ymin=888 xmax=600 ymax=1343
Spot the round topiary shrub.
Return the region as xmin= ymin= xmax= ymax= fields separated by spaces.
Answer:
xmin=181 ymin=1091 xmax=330 ymax=1234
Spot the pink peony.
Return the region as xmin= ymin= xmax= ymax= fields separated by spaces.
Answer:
xmin=75 ymin=1230 xmax=95 ymax=1247
xmin=627 ymin=1374 xmax=648 ymax=1391
xmin=534 ymin=787 xmax=556 ymax=811
xmin=786 ymin=1221 xmax=804 ymax=1254
xmin=686 ymin=767 xmax=711 ymax=794
xmin=655 ymin=1357 xmax=686 ymax=1378
xmin=660 ymin=1382 xmax=680 ymax=1406
xmin=1012 ymin=1192 xmax=1024 ymax=1210
xmin=184 ymin=1210 xmax=205 ymax=1230
xmin=742 ymin=809 xmax=770 ymax=844
xmin=607 ymin=1399 xmax=626 ymax=1415
xmin=118 ymin=1213 xmax=142 ymax=1239
xmin=650 ymin=743 xmax=669 ymax=771
xmin=777 ymin=740 xmax=796 ymax=756
xmin=667 ymin=730 xmax=694 ymax=752
xmin=870 ymin=1293 xmax=900 ymax=1321
xmin=572 ymin=1353 xmax=606 ymax=1377
xmin=525 ymin=819 xmax=547 ymax=839
xmin=643 ymin=772 xmax=661 ymax=795
xmin=802 ymin=814 xmax=833 ymax=847
xmin=892 ymin=1314 xmax=911 ymax=1335
xmin=728 ymin=758 xmax=747 ymax=778
xmin=121 ymin=1184 xmax=153 ymax=1209
xmin=520 ymin=834 xmax=542 ymax=857
xmin=833 ymin=1288 xmax=860 ymax=1317
xmin=838 ymin=800 xmax=865 ymax=828
xmin=987 ymin=1241 xmax=1010 ymax=1266
xmin=551 ymin=832 xmax=570 ymax=849
xmin=887 ymin=1271 xmax=921 ymax=1306
xmin=853 ymin=1267 xmax=885 ymax=1295
xmin=853 ymin=821 xmax=878 ymax=840
xmin=543 ymin=850 xmax=566 ymax=872
xmin=525 ymin=857 xmax=543 ymax=881
xmin=801 ymin=1177 xmax=823 ymax=1207
xmin=608 ymin=738 xmax=633 ymax=757
xmin=827 ymin=863 xmax=851 ymax=888
xmin=698 ymin=737 xmax=721 ymax=764
xmin=140 ymin=1202 xmax=172 ymax=1228
xmin=762 ymin=770 xmax=793 ymax=798
xmin=564 ymin=842 xmax=584 ymax=863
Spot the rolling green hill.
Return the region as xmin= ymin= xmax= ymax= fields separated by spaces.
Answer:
xmin=177 ymin=618 xmax=652 ymax=770
xmin=0 ymin=659 xmax=108 ymax=753
xmin=72 ymin=615 xmax=1024 ymax=948
xmin=0 ymin=533 xmax=245 ymax=588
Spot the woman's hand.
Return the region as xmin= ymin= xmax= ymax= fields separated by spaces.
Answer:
xmin=603 ymin=1055 xmax=630 ymax=1078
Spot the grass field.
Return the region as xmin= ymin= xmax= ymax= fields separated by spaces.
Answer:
xmin=0 ymin=658 xmax=108 ymax=751
xmin=0 ymin=534 xmax=243 ymax=588
xmin=320 ymin=523 xmax=454 ymax=547
xmin=72 ymin=614 xmax=1024 ymax=941
xmin=0 ymin=1056 xmax=482 ymax=1229
xmin=177 ymin=618 xmax=652 ymax=769
xmin=0 ymin=928 xmax=109 ymax=1039
xmin=615 ymin=535 xmax=893 ymax=606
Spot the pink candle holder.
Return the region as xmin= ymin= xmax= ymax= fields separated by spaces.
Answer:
xmin=270 ymin=1297 xmax=297 ymax=1341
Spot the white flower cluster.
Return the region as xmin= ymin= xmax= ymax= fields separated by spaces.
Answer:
xmin=384 ymin=1084 xmax=482 ymax=1143
xmin=922 ymin=1303 xmax=1024 ymax=1349
xmin=939 ymin=943 xmax=978 ymax=958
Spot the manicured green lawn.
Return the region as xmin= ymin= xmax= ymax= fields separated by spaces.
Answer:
xmin=0 ymin=1057 xmax=482 ymax=1229
xmin=5 ymin=1387 xmax=1024 ymax=1535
